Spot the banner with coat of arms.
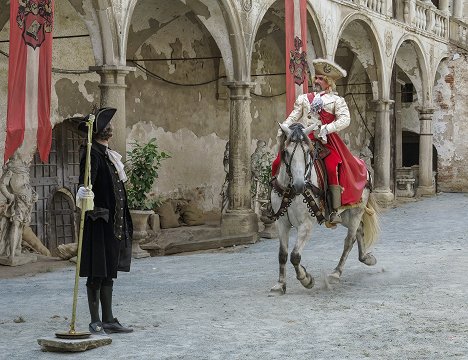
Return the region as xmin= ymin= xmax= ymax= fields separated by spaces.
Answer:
xmin=4 ymin=0 xmax=54 ymax=163
xmin=285 ymin=0 xmax=309 ymax=116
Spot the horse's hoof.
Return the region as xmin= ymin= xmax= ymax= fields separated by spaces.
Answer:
xmin=360 ymin=253 xmax=377 ymax=266
xmin=298 ymin=273 xmax=314 ymax=289
xmin=328 ymin=272 xmax=341 ymax=284
xmin=269 ymin=283 xmax=286 ymax=296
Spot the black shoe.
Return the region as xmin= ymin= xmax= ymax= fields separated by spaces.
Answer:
xmin=102 ymin=318 xmax=133 ymax=334
xmin=89 ymin=321 xmax=107 ymax=336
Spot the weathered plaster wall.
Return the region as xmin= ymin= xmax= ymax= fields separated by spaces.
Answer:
xmin=433 ymin=52 xmax=468 ymax=191
xmin=343 ymin=59 xmax=376 ymax=154
xmin=400 ymin=103 xmax=420 ymax=134
xmin=52 ymin=1 xmax=99 ymax=122
xmin=126 ymin=0 xmax=230 ymax=212
xmin=250 ymin=9 xmax=286 ymax=146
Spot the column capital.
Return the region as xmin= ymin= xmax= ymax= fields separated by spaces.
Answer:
xmin=416 ymin=106 xmax=435 ymax=116
xmin=226 ymin=81 xmax=255 ymax=100
xmin=373 ymin=99 xmax=394 ymax=111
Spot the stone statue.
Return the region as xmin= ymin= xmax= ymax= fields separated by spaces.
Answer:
xmin=0 ymin=153 xmax=38 ymax=266
xmin=250 ymin=140 xmax=270 ymax=201
xmin=220 ymin=141 xmax=230 ymax=213
xmin=359 ymin=139 xmax=374 ymax=174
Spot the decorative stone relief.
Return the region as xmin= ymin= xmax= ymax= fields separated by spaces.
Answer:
xmin=385 ymin=30 xmax=393 ymax=57
xmin=242 ymin=0 xmax=252 ymax=12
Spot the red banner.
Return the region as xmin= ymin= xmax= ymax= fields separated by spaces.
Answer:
xmin=4 ymin=0 xmax=54 ymax=163
xmin=285 ymin=0 xmax=309 ymax=116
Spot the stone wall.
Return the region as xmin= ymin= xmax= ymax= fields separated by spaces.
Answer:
xmin=433 ymin=50 xmax=468 ymax=191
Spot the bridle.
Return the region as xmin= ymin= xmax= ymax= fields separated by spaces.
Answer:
xmin=281 ymin=136 xmax=313 ymax=184
xmin=268 ymin=126 xmax=326 ymax=224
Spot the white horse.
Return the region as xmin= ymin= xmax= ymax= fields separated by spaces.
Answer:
xmin=270 ymin=123 xmax=380 ymax=295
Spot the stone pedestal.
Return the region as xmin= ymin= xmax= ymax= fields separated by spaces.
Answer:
xmin=221 ymin=210 xmax=258 ymax=243
xmin=129 ymin=209 xmax=152 ymax=259
xmin=373 ymin=189 xmax=395 ymax=206
xmin=259 ymin=222 xmax=278 ymax=239
xmin=0 ymin=253 xmax=37 ymax=266
xmin=37 ymin=335 xmax=111 ymax=352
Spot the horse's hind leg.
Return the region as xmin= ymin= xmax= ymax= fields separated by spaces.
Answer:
xmin=270 ymin=222 xmax=289 ymax=295
xmin=329 ymin=215 xmax=361 ymax=282
xmin=356 ymin=222 xmax=377 ymax=266
xmin=291 ymin=222 xmax=314 ymax=289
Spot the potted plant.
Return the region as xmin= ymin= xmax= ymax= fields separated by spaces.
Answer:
xmin=126 ymin=138 xmax=170 ymax=257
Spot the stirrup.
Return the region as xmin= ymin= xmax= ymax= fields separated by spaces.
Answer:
xmin=329 ymin=211 xmax=342 ymax=225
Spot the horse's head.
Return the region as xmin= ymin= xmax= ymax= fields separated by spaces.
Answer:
xmin=278 ymin=123 xmax=317 ymax=194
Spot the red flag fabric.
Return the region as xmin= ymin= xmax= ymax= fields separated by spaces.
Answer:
xmin=4 ymin=0 xmax=54 ymax=163
xmin=285 ymin=0 xmax=309 ymax=116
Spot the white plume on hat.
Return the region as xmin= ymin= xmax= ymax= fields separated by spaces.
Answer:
xmin=312 ymin=58 xmax=347 ymax=80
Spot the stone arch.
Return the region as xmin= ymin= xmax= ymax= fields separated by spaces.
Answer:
xmin=392 ymin=34 xmax=430 ymax=107
xmin=335 ymin=13 xmax=385 ymax=100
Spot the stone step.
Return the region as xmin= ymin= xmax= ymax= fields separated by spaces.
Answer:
xmin=140 ymin=223 xmax=257 ymax=256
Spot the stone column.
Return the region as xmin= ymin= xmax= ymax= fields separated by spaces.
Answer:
xmin=439 ymin=0 xmax=449 ymax=13
xmin=453 ymin=0 xmax=463 ymax=18
xmin=373 ymin=99 xmax=394 ymax=205
xmin=89 ymin=65 xmax=135 ymax=161
xmin=416 ymin=107 xmax=435 ymax=196
xmin=395 ymin=93 xmax=403 ymax=169
xmin=221 ymin=81 xmax=258 ymax=242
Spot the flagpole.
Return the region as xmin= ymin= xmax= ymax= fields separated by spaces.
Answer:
xmin=55 ymin=114 xmax=95 ymax=339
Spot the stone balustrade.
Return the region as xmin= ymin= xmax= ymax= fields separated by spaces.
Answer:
xmin=407 ymin=0 xmax=448 ymax=38
xmin=339 ymin=0 xmax=449 ymax=40
xmin=345 ymin=0 xmax=386 ymax=15
xmin=449 ymin=18 xmax=468 ymax=50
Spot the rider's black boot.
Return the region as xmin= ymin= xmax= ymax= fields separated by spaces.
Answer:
xmin=329 ymin=185 xmax=343 ymax=225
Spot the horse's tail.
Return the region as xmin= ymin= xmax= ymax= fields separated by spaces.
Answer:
xmin=361 ymin=193 xmax=381 ymax=252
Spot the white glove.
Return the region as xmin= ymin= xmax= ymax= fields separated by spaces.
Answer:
xmin=77 ymin=186 xmax=94 ymax=200
xmin=318 ymin=125 xmax=328 ymax=143
xmin=76 ymin=186 xmax=94 ymax=210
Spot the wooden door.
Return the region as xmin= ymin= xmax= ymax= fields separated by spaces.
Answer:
xmin=30 ymin=120 xmax=85 ymax=251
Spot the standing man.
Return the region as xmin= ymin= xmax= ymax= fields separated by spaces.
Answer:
xmin=76 ymin=107 xmax=133 ymax=335
xmin=272 ymin=59 xmax=368 ymax=224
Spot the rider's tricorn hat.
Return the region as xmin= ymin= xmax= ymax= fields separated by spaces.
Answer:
xmin=77 ymin=107 xmax=117 ymax=134
xmin=312 ymin=59 xmax=347 ymax=81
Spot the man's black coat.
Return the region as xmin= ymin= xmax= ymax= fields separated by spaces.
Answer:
xmin=78 ymin=141 xmax=133 ymax=278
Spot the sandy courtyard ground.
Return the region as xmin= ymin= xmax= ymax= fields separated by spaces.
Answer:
xmin=0 ymin=192 xmax=467 ymax=359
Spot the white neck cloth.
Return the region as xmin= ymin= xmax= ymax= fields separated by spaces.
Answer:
xmin=106 ymin=148 xmax=128 ymax=182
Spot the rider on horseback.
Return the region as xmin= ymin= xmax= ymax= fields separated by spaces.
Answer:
xmin=272 ymin=59 xmax=368 ymax=225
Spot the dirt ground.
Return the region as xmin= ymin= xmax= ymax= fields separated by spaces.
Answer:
xmin=0 ymin=192 xmax=467 ymax=359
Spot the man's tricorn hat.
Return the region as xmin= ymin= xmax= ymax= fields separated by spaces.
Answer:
xmin=312 ymin=58 xmax=347 ymax=81
xmin=77 ymin=107 xmax=117 ymax=134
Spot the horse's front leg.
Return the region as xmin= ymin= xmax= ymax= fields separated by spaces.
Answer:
xmin=270 ymin=220 xmax=289 ymax=295
xmin=291 ymin=220 xmax=314 ymax=289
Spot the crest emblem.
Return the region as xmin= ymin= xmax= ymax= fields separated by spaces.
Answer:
xmin=16 ymin=0 xmax=53 ymax=50
xmin=289 ymin=37 xmax=310 ymax=86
